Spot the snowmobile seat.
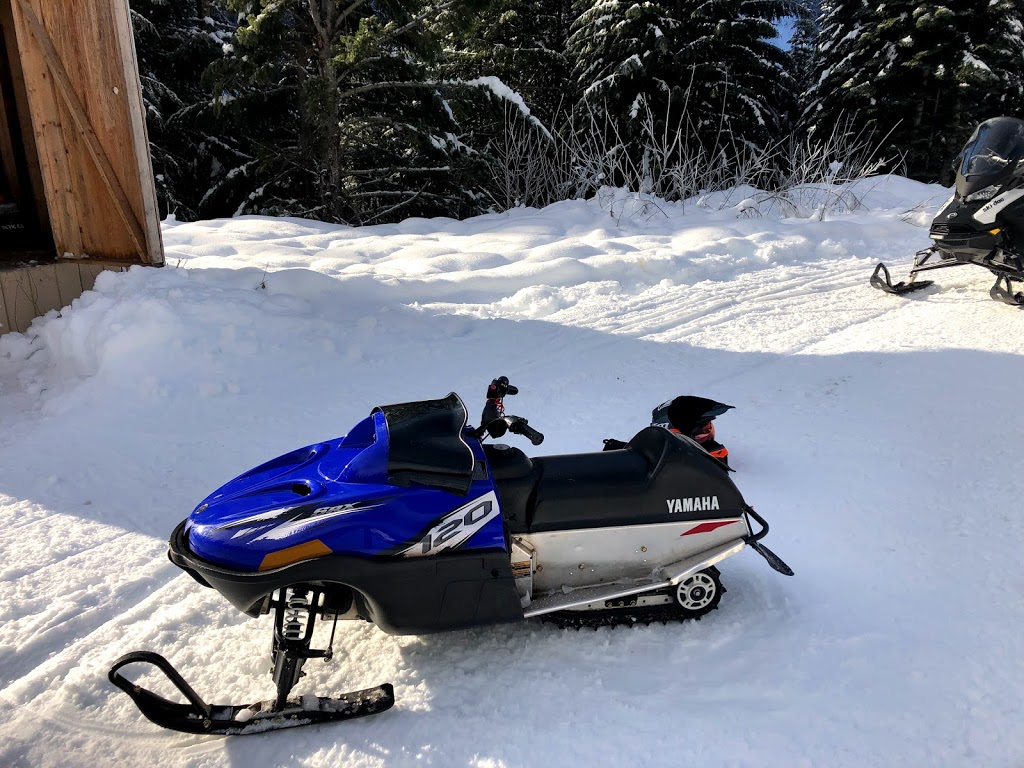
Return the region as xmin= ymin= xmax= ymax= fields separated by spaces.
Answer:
xmin=527 ymin=427 xmax=738 ymax=533
xmin=528 ymin=446 xmax=651 ymax=533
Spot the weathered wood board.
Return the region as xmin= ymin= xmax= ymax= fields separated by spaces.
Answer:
xmin=4 ymin=0 xmax=163 ymax=265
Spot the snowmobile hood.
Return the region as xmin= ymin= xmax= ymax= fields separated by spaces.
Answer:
xmin=183 ymin=393 xmax=500 ymax=572
xmin=955 ymin=117 xmax=1024 ymax=198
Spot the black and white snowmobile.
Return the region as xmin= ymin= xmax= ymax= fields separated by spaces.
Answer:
xmin=871 ymin=116 xmax=1024 ymax=306
xmin=109 ymin=377 xmax=792 ymax=736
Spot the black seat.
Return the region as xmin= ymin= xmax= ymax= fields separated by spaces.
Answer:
xmin=527 ymin=427 xmax=742 ymax=533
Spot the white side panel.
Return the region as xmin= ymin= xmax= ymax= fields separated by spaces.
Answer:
xmin=974 ymin=189 xmax=1024 ymax=225
xmin=520 ymin=518 xmax=748 ymax=592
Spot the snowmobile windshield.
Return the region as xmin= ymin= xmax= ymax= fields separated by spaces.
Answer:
xmin=955 ymin=117 xmax=1024 ymax=197
xmin=372 ymin=393 xmax=475 ymax=495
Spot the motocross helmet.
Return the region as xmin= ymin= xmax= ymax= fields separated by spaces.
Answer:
xmin=651 ymin=396 xmax=734 ymax=441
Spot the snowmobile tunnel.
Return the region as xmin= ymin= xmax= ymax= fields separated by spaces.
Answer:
xmin=0 ymin=0 xmax=163 ymax=334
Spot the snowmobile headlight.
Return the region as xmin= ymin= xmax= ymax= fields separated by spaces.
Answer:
xmin=965 ymin=185 xmax=1001 ymax=203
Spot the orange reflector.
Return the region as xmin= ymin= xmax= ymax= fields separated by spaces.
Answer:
xmin=991 ymin=228 xmax=1001 ymax=235
xmin=259 ymin=539 xmax=332 ymax=571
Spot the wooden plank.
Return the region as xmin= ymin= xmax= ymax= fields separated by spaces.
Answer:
xmin=27 ymin=258 xmax=60 ymax=317
xmin=7 ymin=0 xmax=79 ymax=256
xmin=53 ymin=260 xmax=82 ymax=306
xmin=0 ymin=266 xmax=41 ymax=332
xmin=14 ymin=0 xmax=147 ymax=259
xmin=111 ymin=0 xmax=163 ymax=266
xmin=0 ymin=263 xmax=123 ymax=335
xmin=78 ymin=262 xmax=118 ymax=294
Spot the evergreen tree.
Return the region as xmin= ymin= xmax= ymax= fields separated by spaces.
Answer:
xmin=444 ymin=0 xmax=575 ymax=125
xmin=208 ymin=0 xmax=479 ymax=224
xmin=807 ymin=0 xmax=1024 ymax=181
xmin=568 ymin=0 xmax=794 ymax=183
xmin=130 ymin=0 xmax=239 ymax=220
xmin=686 ymin=0 xmax=796 ymax=153
xmin=789 ymin=0 xmax=822 ymax=98
xmin=964 ymin=0 xmax=1024 ymax=119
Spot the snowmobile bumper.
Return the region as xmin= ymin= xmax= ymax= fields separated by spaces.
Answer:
xmin=743 ymin=506 xmax=794 ymax=576
xmin=168 ymin=521 xmax=524 ymax=633
xmin=109 ymin=651 xmax=394 ymax=735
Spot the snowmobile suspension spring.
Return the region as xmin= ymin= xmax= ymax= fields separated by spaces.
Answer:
xmin=282 ymin=589 xmax=312 ymax=642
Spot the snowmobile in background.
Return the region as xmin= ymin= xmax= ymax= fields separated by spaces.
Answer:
xmin=871 ymin=116 xmax=1024 ymax=306
xmin=109 ymin=377 xmax=792 ymax=736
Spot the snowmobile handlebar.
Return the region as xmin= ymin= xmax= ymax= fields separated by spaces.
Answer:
xmin=474 ymin=376 xmax=543 ymax=444
xmin=507 ymin=415 xmax=544 ymax=446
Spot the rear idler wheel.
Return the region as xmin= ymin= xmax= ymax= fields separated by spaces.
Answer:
xmin=671 ymin=567 xmax=723 ymax=619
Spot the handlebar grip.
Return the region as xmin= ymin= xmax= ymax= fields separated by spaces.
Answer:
xmin=514 ymin=419 xmax=544 ymax=446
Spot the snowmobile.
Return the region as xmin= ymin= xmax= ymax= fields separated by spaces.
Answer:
xmin=109 ymin=377 xmax=792 ymax=736
xmin=871 ymin=116 xmax=1024 ymax=306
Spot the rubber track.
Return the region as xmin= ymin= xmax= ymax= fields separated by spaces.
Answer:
xmin=538 ymin=577 xmax=726 ymax=630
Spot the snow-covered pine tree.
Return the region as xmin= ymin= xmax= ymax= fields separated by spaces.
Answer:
xmin=789 ymin=0 xmax=822 ymax=97
xmin=807 ymin=0 xmax=1024 ymax=182
xmin=130 ymin=0 xmax=238 ymax=220
xmin=962 ymin=0 xmax=1024 ymax=120
xmin=567 ymin=0 xmax=677 ymax=136
xmin=208 ymin=0 xmax=478 ymax=224
xmin=568 ymin=0 xmax=794 ymax=190
xmin=444 ymin=0 xmax=575 ymax=125
xmin=685 ymin=0 xmax=796 ymax=158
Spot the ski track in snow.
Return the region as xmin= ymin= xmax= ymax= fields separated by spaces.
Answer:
xmin=1 ymin=177 xmax=1023 ymax=767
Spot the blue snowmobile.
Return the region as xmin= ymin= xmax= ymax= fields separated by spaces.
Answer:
xmin=109 ymin=377 xmax=792 ymax=735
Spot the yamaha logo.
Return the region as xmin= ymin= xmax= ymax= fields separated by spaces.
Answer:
xmin=666 ymin=496 xmax=720 ymax=513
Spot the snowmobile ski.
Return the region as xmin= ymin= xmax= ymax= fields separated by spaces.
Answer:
xmin=108 ymin=651 xmax=395 ymax=736
xmin=989 ymin=274 xmax=1024 ymax=307
xmin=870 ymin=255 xmax=935 ymax=295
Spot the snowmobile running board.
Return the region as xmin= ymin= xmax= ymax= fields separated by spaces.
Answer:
xmin=523 ymin=507 xmax=792 ymax=617
xmin=523 ymin=540 xmax=747 ymax=617
xmin=108 ymin=651 xmax=395 ymax=736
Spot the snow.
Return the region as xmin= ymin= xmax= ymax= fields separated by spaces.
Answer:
xmin=3 ymin=176 xmax=1024 ymax=766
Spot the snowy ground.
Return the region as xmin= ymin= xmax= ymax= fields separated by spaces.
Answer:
xmin=2 ymin=178 xmax=1023 ymax=767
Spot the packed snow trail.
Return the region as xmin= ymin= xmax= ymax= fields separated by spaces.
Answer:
xmin=1 ymin=178 xmax=1023 ymax=767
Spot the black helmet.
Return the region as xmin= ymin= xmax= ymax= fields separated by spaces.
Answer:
xmin=651 ymin=396 xmax=734 ymax=436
